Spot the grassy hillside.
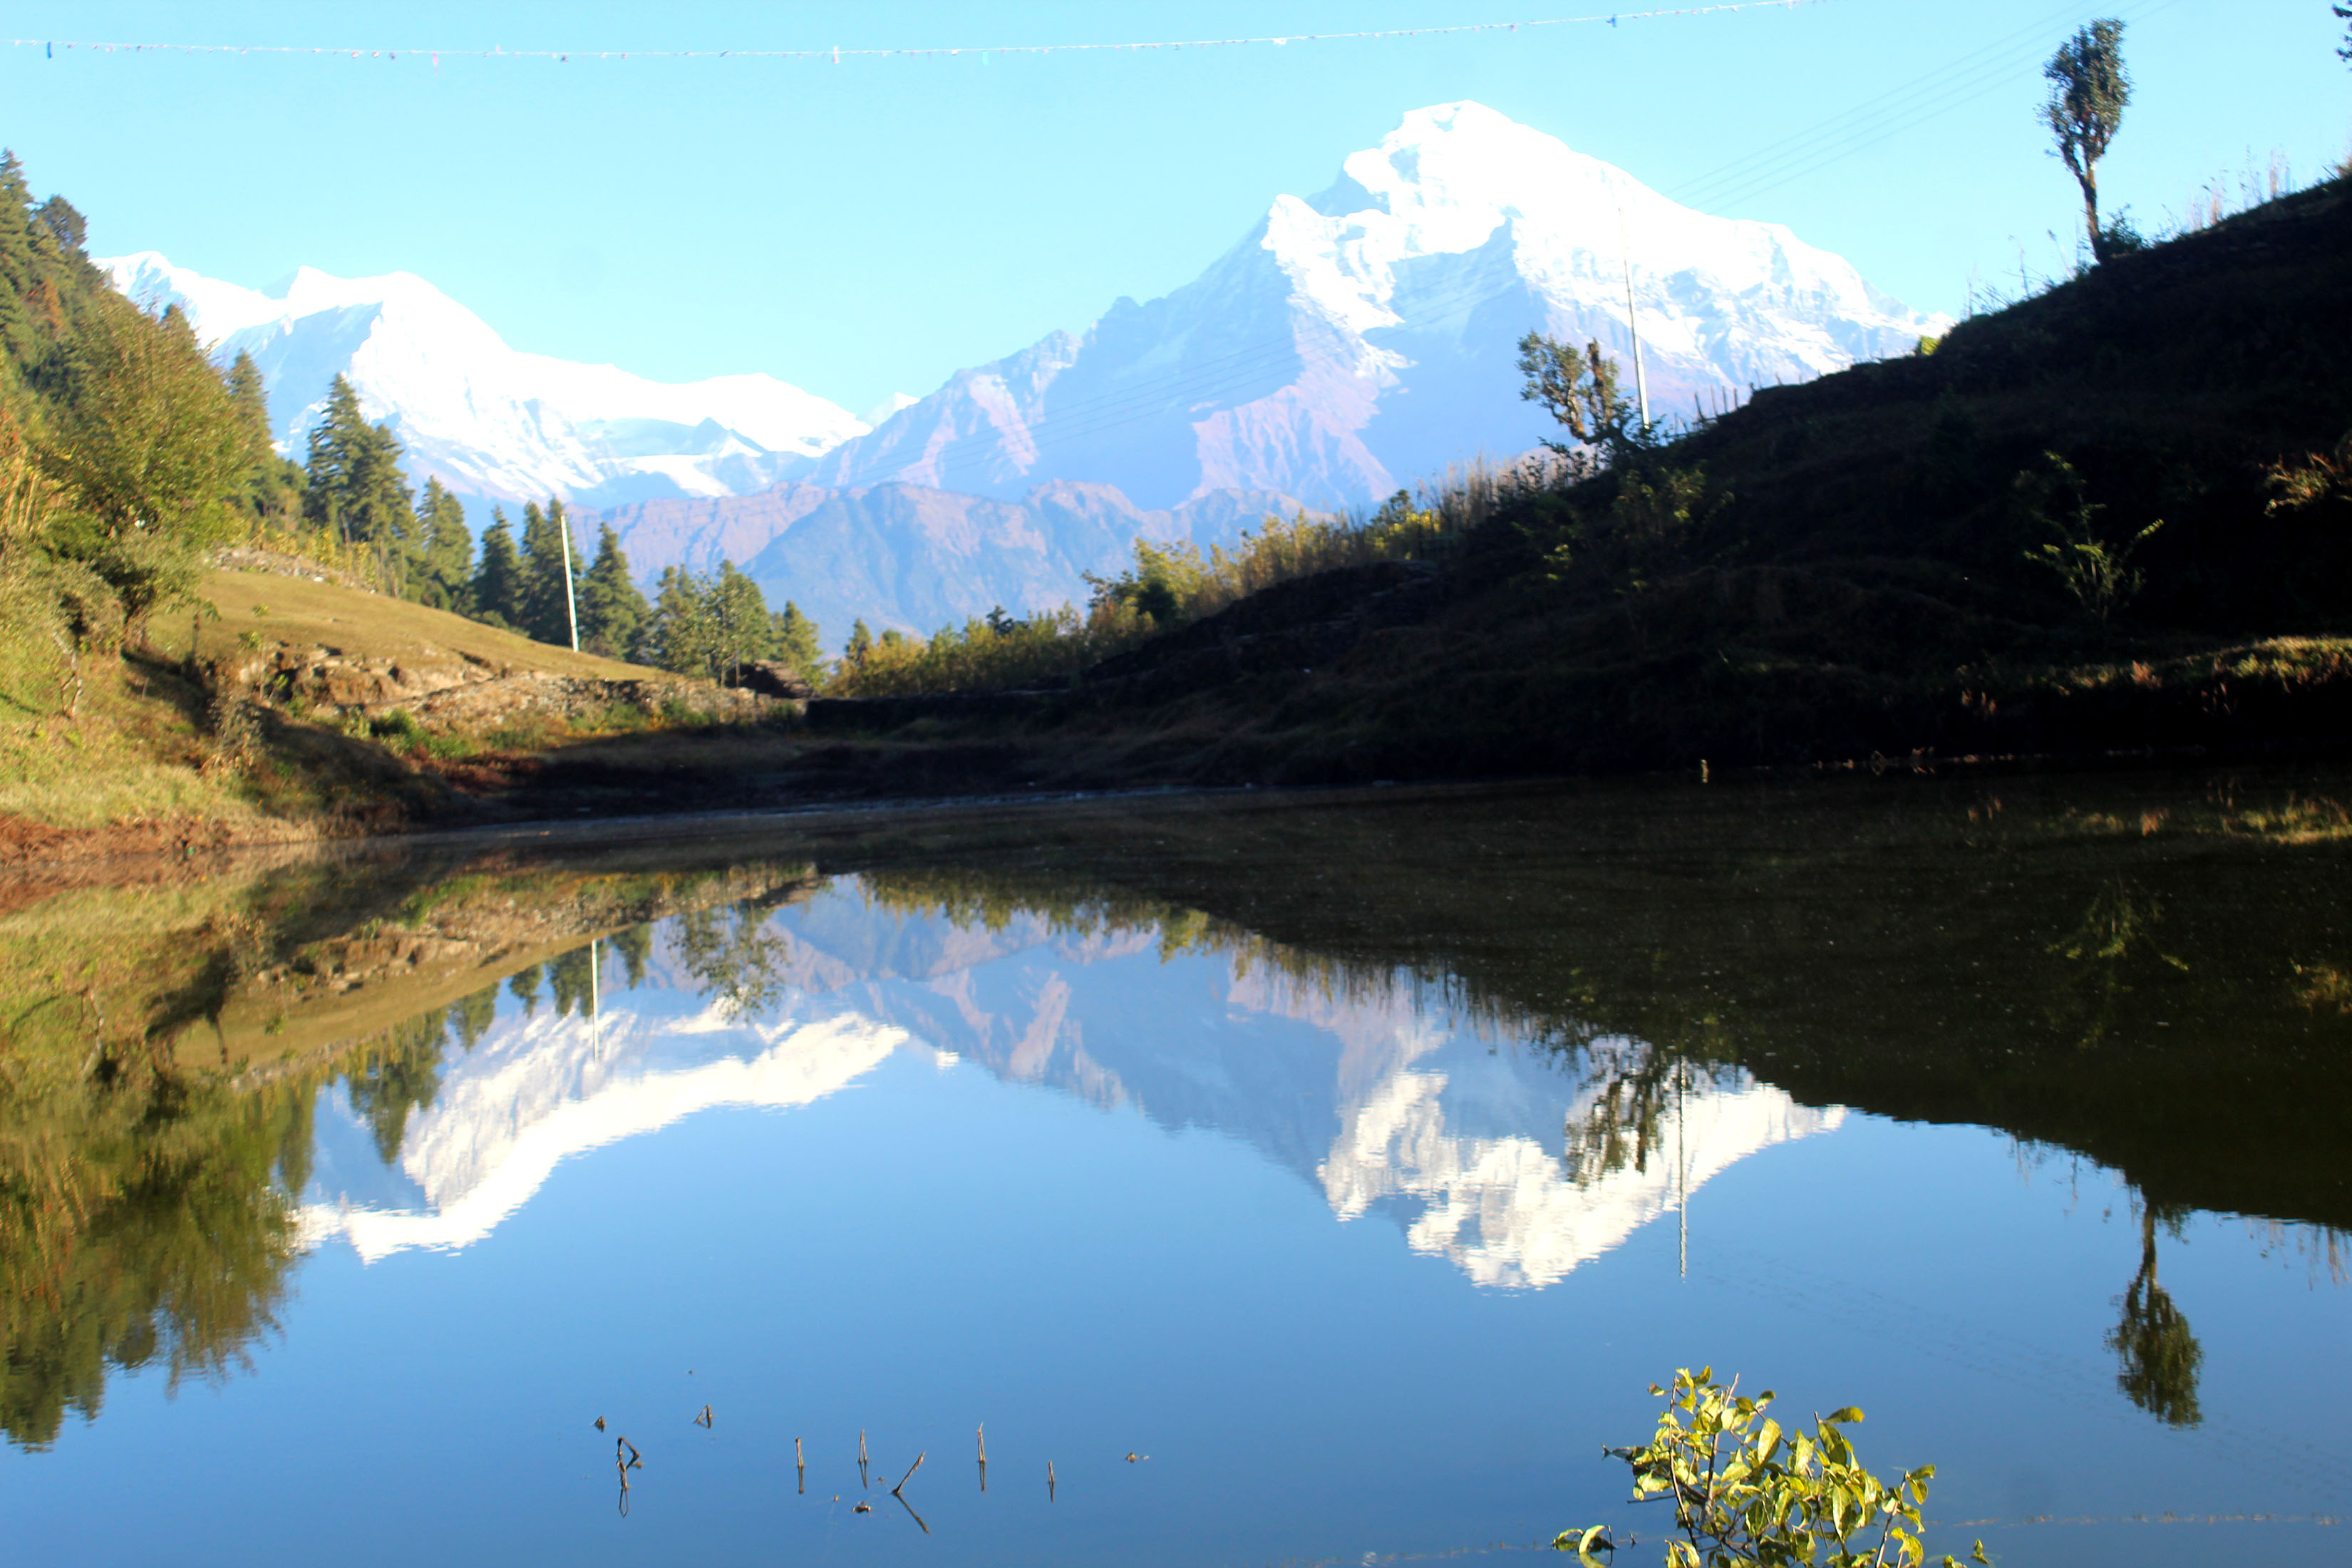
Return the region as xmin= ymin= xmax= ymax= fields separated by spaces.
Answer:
xmin=0 ymin=562 xmax=778 ymax=850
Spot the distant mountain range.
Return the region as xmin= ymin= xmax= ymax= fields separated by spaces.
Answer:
xmin=100 ymin=252 xmax=870 ymax=510
xmin=103 ymin=101 xmax=1942 ymax=637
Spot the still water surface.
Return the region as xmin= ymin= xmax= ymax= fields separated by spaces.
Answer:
xmin=4 ymin=774 xmax=2349 ymax=1565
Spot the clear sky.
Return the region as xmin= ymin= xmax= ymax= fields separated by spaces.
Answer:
xmin=2 ymin=1 xmax=2345 ymax=414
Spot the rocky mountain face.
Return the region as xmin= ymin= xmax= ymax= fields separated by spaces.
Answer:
xmin=810 ymin=100 xmax=1945 ymax=510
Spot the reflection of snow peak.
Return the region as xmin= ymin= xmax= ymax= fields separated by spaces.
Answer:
xmin=1319 ymin=1063 xmax=1838 ymax=1289
xmin=301 ymin=1002 xmax=907 ymax=1262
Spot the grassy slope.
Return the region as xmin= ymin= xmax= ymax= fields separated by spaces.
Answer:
xmin=0 ymin=568 xmax=692 ymax=845
xmin=177 ymin=569 xmax=652 ymax=681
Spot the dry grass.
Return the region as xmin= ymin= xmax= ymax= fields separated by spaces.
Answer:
xmin=176 ymin=569 xmax=656 ymax=681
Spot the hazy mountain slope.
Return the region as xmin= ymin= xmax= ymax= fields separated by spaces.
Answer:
xmin=813 ymin=101 xmax=1944 ymax=509
xmin=99 ymin=252 xmax=867 ymax=510
xmin=603 ymin=479 xmax=1299 ymax=637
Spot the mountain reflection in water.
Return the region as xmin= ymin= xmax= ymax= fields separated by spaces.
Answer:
xmin=300 ymin=880 xmax=1837 ymax=1287
xmin=5 ymin=773 xmax=2351 ymax=1568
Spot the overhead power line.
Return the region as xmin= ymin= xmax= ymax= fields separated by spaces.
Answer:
xmin=6 ymin=4 xmax=1820 ymax=66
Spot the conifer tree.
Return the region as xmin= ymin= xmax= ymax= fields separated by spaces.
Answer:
xmin=222 ymin=351 xmax=304 ymax=529
xmin=470 ymin=507 xmax=525 ymax=629
xmin=707 ymin=561 xmax=775 ymax=684
xmin=577 ymin=522 xmax=650 ymax=660
xmin=647 ymin=564 xmax=716 ymax=676
xmin=517 ymin=498 xmax=584 ymax=647
xmin=411 ymin=477 xmax=474 ymax=612
xmin=773 ymin=600 xmax=825 ymax=683
xmin=226 ymin=351 xmax=271 ymax=455
xmin=844 ymin=619 xmax=874 ymax=669
xmin=303 ymin=373 xmax=418 ymax=584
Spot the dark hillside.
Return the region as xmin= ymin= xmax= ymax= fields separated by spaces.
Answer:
xmin=1673 ymin=174 xmax=2352 ymax=632
xmin=531 ymin=177 xmax=2352 ymax=810
xmin=1047 ymin=177 xmax=2352 ymax=786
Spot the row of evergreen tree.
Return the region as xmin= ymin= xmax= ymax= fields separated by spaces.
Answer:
xmin=6 ymin=145 xmax=827 ymax=689
xmin=274 ymin=371 xmax=827 ymax=679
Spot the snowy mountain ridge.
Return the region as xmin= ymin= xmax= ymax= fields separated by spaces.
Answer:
xmin=99 ymin=251 xmax=869 ymax=510
xmin=814 ymin=101 xmax=1946 ymax=509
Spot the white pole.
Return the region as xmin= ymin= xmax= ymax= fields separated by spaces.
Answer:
xmin=1619 ymin=209 xmax=1651 ymax=432
xmin=557 ymin=502 xmax=580 ymax=652
xmin=588 ymin=940 xmax=601 ymax=1059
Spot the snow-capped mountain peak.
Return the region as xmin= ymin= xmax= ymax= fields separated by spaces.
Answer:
xmin=99 ymin=252 xmax=868 ymax=510
xmin=812 ymin=100 xmax=1945 ymax=509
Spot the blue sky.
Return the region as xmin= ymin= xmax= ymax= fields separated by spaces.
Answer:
xmin=2 ymin=1 xmax=2345 ymax=413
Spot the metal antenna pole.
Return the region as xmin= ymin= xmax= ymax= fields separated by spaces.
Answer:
xmin=1619 ymin=208 xmax=1651 ymax=431
xmin=557 ymin=502 xmax=580 ymax=652
xmin=1677 ymin=1066 xmax=1688 ymax=1280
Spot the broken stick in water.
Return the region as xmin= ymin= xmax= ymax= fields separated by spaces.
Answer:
xmin=892 ymin=1451 xmax=926 ymax=1496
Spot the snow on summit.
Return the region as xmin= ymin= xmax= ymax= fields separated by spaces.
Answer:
xmin=816 ymin=101 xmax=1946 ymax=508
xmin=100 ymin=251 xmax=867 ymax=511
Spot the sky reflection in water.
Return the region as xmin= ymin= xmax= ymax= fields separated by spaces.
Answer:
xmin=6 ymin=813 xmax=2351 ymax=1568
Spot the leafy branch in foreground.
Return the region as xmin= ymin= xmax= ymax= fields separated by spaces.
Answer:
xmin=1556 ymin=1368 xmax=1988 ymax=1568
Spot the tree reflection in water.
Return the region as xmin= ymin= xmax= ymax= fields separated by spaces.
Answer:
xmin=2108 ymin=1202 xmax=2204 ymax=1428
xmin=0 ymin=1053 xmax=308 ymax=1450
xmin=5 ymin=773 xmax=2351 ymax=1451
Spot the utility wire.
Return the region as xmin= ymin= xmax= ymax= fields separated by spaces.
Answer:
xmin=8 ymin=4 xmax=1818 ymax=66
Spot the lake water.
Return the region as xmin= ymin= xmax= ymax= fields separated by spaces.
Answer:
xmin=3 ymin=773 xmax=2348 ymax=1566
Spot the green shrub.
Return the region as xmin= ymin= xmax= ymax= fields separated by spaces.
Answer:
xmin=1556 ymin=1368 xmax=1986 ymax=1568
xmin=368 ymin=709 xmax=424 ymax=748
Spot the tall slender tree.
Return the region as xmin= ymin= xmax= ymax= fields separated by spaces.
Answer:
xmin=411 ymin=477 xmax=474 ymax=612
xmin=2043 ymin=19 xmax=2132 ymax=263
xmin=517 ymin=498 xmax=582 ymax=647
xmin=470 ymin=507 xmax=524 ymax=629
xmin=576 ymin=522 xmax=650 ymax=660
xmin=772 ymin=600 xmax=825 ymax=683
xmin=223 ymin=351 xmax=304 ymax=529
xmin=647 ymin=564 xmax=716 ymax=676
xmin=302 ymin=373 xmax=417 ymax=585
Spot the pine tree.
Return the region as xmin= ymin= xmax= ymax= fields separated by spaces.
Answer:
xmin=226 ymin=351 xmax=271 ymax=455
xmin=844 ymin=619 xmax=874 ymax=670
xmin=707 ymin=561 xmax=775 ymax=684
xmin=773 ymin=600 xmax=825 ymax=683
xmin=411 ymin=477 xmax=473 ymax=612
xmin=470 ymin=507 xmax=525 ymax=629
xmin=517 ymin=498 xmax=583 ymax=647
xmin=0 ymin=151 xmax=31 ymax=373
xmin=222 ymin=351 xmax=304 ymax=529
xmin=647 ymin=565 xmax=716 ymax=676
xmin=577 ymin=522 xmax=650 ymax=660
xmin=303 ymin=373 xmax=417 ymax=585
